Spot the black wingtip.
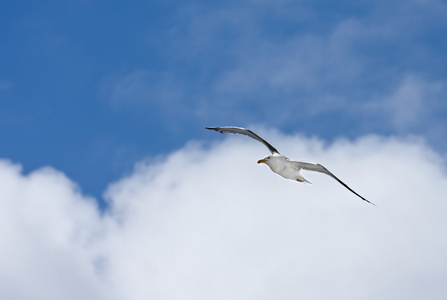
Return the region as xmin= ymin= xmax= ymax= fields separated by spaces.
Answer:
xmin=363 ymin=198 xmax=377 ymax=206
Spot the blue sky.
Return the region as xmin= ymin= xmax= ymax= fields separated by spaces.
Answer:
xmin=2 ymin=1 xmax=447 ymax=299
xmin=1 ymin=0 xmax=447 ymax=200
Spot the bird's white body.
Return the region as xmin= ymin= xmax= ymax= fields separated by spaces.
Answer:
xmin=261 ymin=154 xmax=311 ymax=183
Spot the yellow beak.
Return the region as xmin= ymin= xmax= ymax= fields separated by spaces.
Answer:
xmin=257 ymin=159 xmax=266 ymax=164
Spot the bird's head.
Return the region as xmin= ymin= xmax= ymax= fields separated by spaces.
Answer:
xmin=257 ymin=156 xmax=271 ymax=164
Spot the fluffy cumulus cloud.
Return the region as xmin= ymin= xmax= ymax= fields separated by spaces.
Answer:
xmin=1 ymin=131 xmax=447 ymax=299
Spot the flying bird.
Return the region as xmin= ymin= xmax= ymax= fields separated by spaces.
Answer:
xmin=205 ymin=126 xmax=374 ymax=205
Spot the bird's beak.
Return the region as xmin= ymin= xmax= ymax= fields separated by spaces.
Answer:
xmin=257 ymin=159 xmax=266 ymax=164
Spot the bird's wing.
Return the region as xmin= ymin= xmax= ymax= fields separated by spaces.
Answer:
xmin=290 ymin=160 xmax=375 ymax=205
xmin=205 ymin=126 xmax=280 ymax=154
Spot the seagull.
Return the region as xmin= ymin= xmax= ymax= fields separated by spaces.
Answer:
xmin=205 ymin=126 xmax=374 ymax=205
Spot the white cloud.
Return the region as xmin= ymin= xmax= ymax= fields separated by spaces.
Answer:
xmin=0 ymin=162 xmax=104 ymax=299
xmin=1 ymin=132 xmax=447 ymax=299
xmin=363 ymin=74 xmax=447 ymax=133
xmin=385 ymin=75 xmax=445 ymax=131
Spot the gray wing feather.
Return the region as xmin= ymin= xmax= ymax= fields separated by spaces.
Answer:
xmin=292 ymin=160 xmax=375 ymax=205
xmin=205 ymin=126 xmax=280 ymax=154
